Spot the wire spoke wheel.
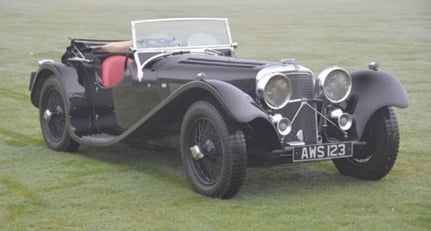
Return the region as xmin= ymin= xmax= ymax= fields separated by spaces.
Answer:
xmin=43 ymin=89 xmax=66 ymax=142
xmin=181 ymin=101 xmax=247 ymax=199
xmin=189 ymin=118 xmax=223 ymax=185
xmin=39 ymin=76 xmax=79 ymax=152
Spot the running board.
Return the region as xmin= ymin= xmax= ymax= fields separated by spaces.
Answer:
xmin=81 ymin=133 xmax=117 ymax=143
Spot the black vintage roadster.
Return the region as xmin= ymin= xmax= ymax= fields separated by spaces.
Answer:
xmin=29 ymin=18 xmax=408 ymax=198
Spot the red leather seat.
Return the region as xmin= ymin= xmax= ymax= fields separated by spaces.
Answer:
xmin=101 ymin=55 xmax=133 ymax=87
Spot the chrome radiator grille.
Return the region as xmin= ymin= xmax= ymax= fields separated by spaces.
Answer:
xmin=279 ymin=73 xmax=317 ymax=144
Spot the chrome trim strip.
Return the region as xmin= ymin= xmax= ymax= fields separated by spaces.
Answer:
xmin=256 ymin=63 xmax=314 ymax=82
xmin=132 ymin=17 xmax=229 ymax=24
xmin=38 ymin=59 xmax=55 ymax=65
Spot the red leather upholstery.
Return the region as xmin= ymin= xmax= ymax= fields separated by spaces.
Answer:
xmin=101 ymin=55 xmax=132 ymax=87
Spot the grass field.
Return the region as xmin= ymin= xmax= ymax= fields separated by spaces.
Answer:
xmin=1 ymin=0 xmax=430 ymax=230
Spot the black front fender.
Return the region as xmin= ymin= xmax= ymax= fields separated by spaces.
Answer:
xmin=349 ymin=69 xmax=409 ymax=138
xmin=114 ymin=79 xmax=275 ymax=145
xmin=205 ymin=79 xmax=269 ymax=123
xmin=152 ymin=79 xmax=271 ymax=127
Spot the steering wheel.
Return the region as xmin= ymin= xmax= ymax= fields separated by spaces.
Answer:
xmin=138 ymin=35 xmax=174 ymax=48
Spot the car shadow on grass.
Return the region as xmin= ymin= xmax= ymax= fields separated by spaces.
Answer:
xmin=76 ymin=141 xmax=187 ymax=187
xmin=242 ymin=163 xmax=373 ymax=198
xmin=74 ymin=139 xmax=371 ymax=199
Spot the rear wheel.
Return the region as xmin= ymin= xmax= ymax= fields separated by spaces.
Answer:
xmin=39 ymin=76 xmax=79 ymax=152
xmin=333 ymin=107 xmax=399 ymax=180
xmin=180 ymin=101 xmax=247 ymax=199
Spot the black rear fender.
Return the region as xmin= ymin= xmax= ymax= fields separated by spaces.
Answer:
xmin=29 ymin=62 xmax=93 ymax=135
xmin=30 ymin=62 xmax=85 ymax=108
xmin=348 ymin=69 xmax=408 ymax=138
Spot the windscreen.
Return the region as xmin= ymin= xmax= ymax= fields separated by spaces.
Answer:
xmin=132 ymin=19 xmax=231 ymax=49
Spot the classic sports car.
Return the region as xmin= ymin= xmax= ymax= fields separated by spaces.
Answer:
xmin=29 ymin=18 xmax=408 ymax=199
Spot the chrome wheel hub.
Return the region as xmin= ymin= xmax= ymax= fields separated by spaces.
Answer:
xmin=43 ymin=109 xmax=53 ymax=122
xmin=190 ymin=145 xmax=204 ymax=160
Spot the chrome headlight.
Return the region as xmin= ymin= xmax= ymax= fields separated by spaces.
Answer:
xmin=317 ymin=67 xmax=352 ymax=103
xmin=256 ymin=73 xmax=292 ymax=109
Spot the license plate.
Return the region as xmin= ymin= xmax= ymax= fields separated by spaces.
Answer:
xmin=293 ymin=142 xmax=353 ymax=162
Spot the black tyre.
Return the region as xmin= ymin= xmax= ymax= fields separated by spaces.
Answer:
xmin=333 ymin=107 xmax=399 ymax=180
xmin=39 ymin=76 xmax=79 ymax=152
xmin=180 ymin=101 xmax=247 ymax=199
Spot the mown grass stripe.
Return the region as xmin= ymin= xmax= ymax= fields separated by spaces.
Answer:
xmin=0 ymin=126 xmax=43 ymax=146
xmin=1 ymin=178 xmax=48 ymax=222
xmin=0 ymin=87 xmax=28 ymax=102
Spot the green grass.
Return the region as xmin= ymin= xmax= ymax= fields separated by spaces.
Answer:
xmin=1 ymin=0 xmax=430 ymax=230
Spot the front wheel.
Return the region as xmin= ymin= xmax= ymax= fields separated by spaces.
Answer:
xmin=180 ymin=101 xmax=247 ymax=199
xmin=333 ymin=107 xmax=399 ymax=180
xmin=39 ymin=76 xmax=79 ymax=152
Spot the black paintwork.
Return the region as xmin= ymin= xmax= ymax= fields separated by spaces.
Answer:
xmin=29 ymin=38 xmax=409 ymax=166
xmin=348 ymin=69 xmax=409 ymax=138
xmin=113 ymin=53 xmax=269 ymax=127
